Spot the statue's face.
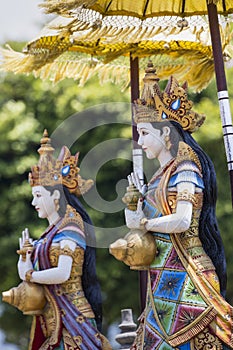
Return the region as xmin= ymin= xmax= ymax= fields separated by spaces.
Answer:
xmin=137 ymin=122 xmax=166 ymax=160
xmin=31 ymin=186 xmax=58 ymax=220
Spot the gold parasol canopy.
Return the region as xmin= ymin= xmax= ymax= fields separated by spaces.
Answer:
xmin=1 ymin=8 xmax=232 ymax=92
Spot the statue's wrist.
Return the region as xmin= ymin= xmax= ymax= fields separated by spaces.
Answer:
xmin=25 ymin=269 xmax=34 ymax=282
xmin=140 ymin=217 xmax=148 ymax=231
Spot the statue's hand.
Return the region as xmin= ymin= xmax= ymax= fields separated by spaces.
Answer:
xmin=125 ymin=199 xmax=146 ymax=232
xmin=18 ymin=228 xmax=33 ymax=280
xmin=17 ymin=250 xmax=33 ymax=281
xmin=17 ymin=228 xmax=34 ymax=261
xmin=128 ymin=172 xmax=147 ymax=195
xmin=19 ymin=228 xmax=33 ymax=250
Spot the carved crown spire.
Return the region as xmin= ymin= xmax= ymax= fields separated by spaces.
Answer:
xmin=134 ymin=61 xmax=205 ymax=133
xmin=28 ymin=130 xmax=93 ymax=196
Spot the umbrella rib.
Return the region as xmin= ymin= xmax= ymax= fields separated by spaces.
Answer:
xmin=222 ymin=0 xmax=226 ymax=12
xmin=105 ymin=0 xmax=114 ymax=13
xmin=181 ymin=0 xmax=186 ymax=14
xmin=143 ymin=0 xmax=150 ymax=18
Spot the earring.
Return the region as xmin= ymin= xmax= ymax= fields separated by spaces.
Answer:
xmin=165 ymin=135 xmax=172 ymax=150
xmin=54 ymin=199 xmax=60 ymax=212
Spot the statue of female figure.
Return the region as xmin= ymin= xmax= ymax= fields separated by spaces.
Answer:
xmin=110 ymin=62 xmax=233 ymax=350
xmin=4 ymin=130 xmax=111 ymax=350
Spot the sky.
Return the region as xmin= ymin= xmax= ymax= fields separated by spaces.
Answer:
xmin=0 ymin=0 xmax=50 ymax=44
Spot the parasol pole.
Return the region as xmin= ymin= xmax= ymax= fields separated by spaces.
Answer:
xmin=130 ymin=55 xmax=144 ymax=185
xmin=207 ymin=2 xmax=233 ymax=206
xmin=130 ymin=54 xmax=147 ymax=311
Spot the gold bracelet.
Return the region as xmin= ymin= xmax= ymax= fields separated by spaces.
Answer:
xmin=140 ymin=217 xmax=148 ymax=231
xmin=25 ymin=269 xmax=34 ymax=282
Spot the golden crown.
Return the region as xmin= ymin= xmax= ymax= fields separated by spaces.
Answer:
xmin=28 ymin=130 xmax=93 ymax=196
xmin=134 ymin=61 xmax=205 ymax=133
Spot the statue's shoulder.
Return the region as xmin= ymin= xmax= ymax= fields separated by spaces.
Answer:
xmin=173 ymin=141 xmax=202 ymax=173
xmin=59 ymin=205 xmax=84 ymax=232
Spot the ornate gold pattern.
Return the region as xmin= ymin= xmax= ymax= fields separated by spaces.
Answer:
xmin=59 ymin=204 xmax=84 ymax=232
xmin=174 ymin=142 xmax=202 ymax=171
xmin=49 ymin=245 xmax=95 ymax=318
xmin=37 ymin=286 xmax=62 ymax=349
xmin=167 ymin=184 xmax=210 ymax=274
xmin=176 ymin=189 xmax=197 ymax=206
xmin=29 ymin=129 xmax=93 ymax=196
xmin=41 ymin=302 xmax=57 ymax=337
xmin=134 ymin=62 xmax=205 ymax=133
xmin=62 ymin=328 xmax=81 ymax=349
xmin=193 ymin=327 xmax=222 ymax=349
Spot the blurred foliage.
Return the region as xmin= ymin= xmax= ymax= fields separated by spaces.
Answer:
xmin=0 ymin=56 xmax=233 ymax=349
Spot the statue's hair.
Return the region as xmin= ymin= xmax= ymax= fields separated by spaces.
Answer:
xmin=151 ymin=121 xmax=227 ymax=297
xmin=45 ymin=185 xmax=102 ymax=331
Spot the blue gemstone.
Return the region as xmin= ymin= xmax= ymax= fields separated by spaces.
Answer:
xmin=162 ymin=112 xmax=167 ymax=119
xmin=171 ymin=99 xmax=180 ymax=110
xmin=61 ymin=165 xmax=70 ymax=176
xmin=54 ymin=175 xmax=59 ymax=181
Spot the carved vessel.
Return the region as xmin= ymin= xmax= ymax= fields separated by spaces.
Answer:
xmin=122 ymin=183 xmax=142 ymax=211
xmin=2 ymin=281 xmax=46 ymax=315
xmin=110 ymin=229 xmax=157 ymax=270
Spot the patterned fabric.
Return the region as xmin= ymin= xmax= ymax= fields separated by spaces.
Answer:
xmin=131 ymin=152 xmax=233 ymax=350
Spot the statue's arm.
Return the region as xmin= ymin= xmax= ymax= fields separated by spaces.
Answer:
xmin=144 ymin=181 xmax=195 ymax=233
xmin=30 ymin=239 xmax=76 ymax=284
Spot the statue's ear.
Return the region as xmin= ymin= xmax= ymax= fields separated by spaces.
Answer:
xmin=52 ymin=189 xmax=60 ymax=200
xmin=162 ymin=126 xmax=171 ymax=136
xmin=57 ymin=146 xmax=71 ymax=161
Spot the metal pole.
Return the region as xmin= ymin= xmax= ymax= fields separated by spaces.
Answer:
xmin=129 ymin=54 xmax=147 ymax=311
xmin=207 ymin=2 xmax=233 ymax=206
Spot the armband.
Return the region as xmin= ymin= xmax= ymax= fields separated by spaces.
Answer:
xmin=176 ymin=189 xmax=196 ymax=205
xmin=60 ymin=245 xmax=75 ymax=258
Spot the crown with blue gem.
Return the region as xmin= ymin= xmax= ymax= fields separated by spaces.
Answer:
xmin=28 ymin=129 xmax=93 ymax=196
xmin=133 ymin=61 xmax=205 ymax=133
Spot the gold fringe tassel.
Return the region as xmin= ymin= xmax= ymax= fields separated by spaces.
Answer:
xmin=169 ymin=308 xmax=217 ymax=347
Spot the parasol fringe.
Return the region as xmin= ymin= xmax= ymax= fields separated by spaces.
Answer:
xmin=40 ymin=0 xmax=97 ymax=16
xmin=0 ymin=44 xmax=216 ymax=93
xmin=17 ymin=10 xmax=230 ymax=64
